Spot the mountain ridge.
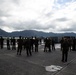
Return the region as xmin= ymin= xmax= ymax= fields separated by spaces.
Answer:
xmin=0 ymin=29 xmax=76 ymax=37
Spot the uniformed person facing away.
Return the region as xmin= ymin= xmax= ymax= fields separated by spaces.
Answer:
xmin=61 ymin=38 xmax=69 ymax=62
xmin=26 ymin=38 xmax=32 ymax=56
xmin=72 ymin=37 xmax=75 ymax=51
xmin=7 ymin=37 xmax=10 ymax=50
xmin=35 ymin=37 xmax=39 ymax=52
xmin=12 ymin=37 xmax=16 ymax=50
xmin=23 ymin=37 xmax=27 ymax=49
xmin=48 ymin=38 xmax=51 ymax=52
xmin=51 ymin=39 xmax=55 ymax=50
xmin=0 ymin=36 xmax=4 ymax=49
xmin=30 ymin=36 xmax=34 ymax=52
xmin=17 ymin=36 xmax=23 ymax=55
xmin=60 ymin=37 xmax=64 ymax=51
xmin=44 ymin=38 xmax=48 ymax=52
xmin=44 ymin=37 xmax=51 ymax=52
xmin=68 ymin=38 xmax=72 ymax=51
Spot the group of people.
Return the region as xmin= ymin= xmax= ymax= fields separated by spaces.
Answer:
xmin=0 ymin=36 xmax=76 ymax=62
xmin=44 ymin=37 xmax=55 ymax=52
xmin=17 ymin=36 xmax=39 ymax=56
xmin=0 ymin=36 xmax=41 ymax=56
xmin=0 ymin=36 xmax=56 ymax=55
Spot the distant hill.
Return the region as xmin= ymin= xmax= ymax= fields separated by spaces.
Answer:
xmin=0 ymin=29 xmax=76 ymax=37
xmin=0 ymin=29 xmax=8 ymax=36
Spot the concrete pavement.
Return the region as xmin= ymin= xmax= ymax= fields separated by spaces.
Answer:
xmin=0 ymin=44 xmax=76 ymax=75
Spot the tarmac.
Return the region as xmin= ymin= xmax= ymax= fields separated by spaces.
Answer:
xmin=0 ymin=44 xmax=76 ymax=75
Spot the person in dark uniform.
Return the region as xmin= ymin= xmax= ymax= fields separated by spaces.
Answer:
xmin=61 ymin=38 xmax=69 ymax=62
xmin=51 ymin=38 xmax=55 ymax=50
xmin=25 ymin=38 xmax=32 ymax=56
xmin=0 ymin=36 xmax=4 ymax=49
xmin=44 ymin=38 xmax=48 ymax=52
xmin=23 ymin=37 xmax=27 ymax=49
xmin=17 ymin=36 xmax=23 ymax=55
xmin=72 ymin=37 xmax=75 ymax=51
xmin=60 ymin=37 xmax=64 ymax=51
xmin=44 ymin=37 xmax=51 ymax=52
xmin=48 ymin=38 xmax=51 ymax=52
xmin=68 ymin=38 xmax=72 ymax=51
xmin=35 ymin=37 xmax=39 ymax=52
xmin=30 ymin=36 xmax=34 ymax=52
xmin=7 ymin=37 xmax=10 ymax=50
xmin=12 ymin=37 xmax=16 ymax=50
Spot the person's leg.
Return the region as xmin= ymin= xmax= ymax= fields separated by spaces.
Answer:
xmin=17 ymin=47 xmax=19 ymax=55
xmin=29 ymin=49 xmax=32 ymax=56
xmin=26 ymin=49 xmax=29 ymax=56
xmin=62 ymin=51 xmax=64 ymax=62
xmin=65 ymin=51 xmax=68 ymax=62
xmin=49 ymin=46 xmax=51 ymax=52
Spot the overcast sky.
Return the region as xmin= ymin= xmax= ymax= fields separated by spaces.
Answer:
xmin=0 ymin=0 xmax=76 ymax=33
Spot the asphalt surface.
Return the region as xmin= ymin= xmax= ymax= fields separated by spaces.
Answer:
xmin=0 ymin=44 xmax=76 ymax=75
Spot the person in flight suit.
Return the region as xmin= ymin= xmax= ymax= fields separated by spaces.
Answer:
xmin=17 ymin=36 xmax=23 ymax=55
xmin=30 ymin=36 xmax=34 ymax=52
xmin=7 ymin=37 xmax=10 ymax=50
xmin=25 ymin=38 xmax=32 ymax=56
xmin=0 ymin=36 xmax=4 ymax=49
xmin=51 ymin=38 xmax=55 ymax=50
xmin=60 ymin=37 xmax=64 ymax=51
xmin=44 ymin=38 xmax=48 ymax=52
xmin=35 ymin=37 xmax=39 ymax=52
xmin=72 ymin=37 xmax=75 ymax=51
xmin=12 ymin=37 xmax=16 ymax=50
xmin=61 ymin=38 xmax=69 ymax=62
xmin=44 ymin=37 xmax=51 ymax=52
xmin=48 ymin=38 xmax=51 ymax=52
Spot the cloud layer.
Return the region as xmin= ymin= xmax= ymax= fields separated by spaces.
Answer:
xmin=0 ymin=0 xmax=76 ymax=32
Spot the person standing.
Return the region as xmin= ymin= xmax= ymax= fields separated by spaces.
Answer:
xmin=7 ymin=37 xmax=10 ymax=50
xmin=30 ymin=36 xmax=34 ymax=52
xmin=44 ymin=37 xmax=51 ymax=52
xmin=0 ymin=36 xmax=4 ymax=49
xmin=72 ymin=37 xmax=76 ymax=51
xmin=61 ymin=38 xmax=69 ymax=62
xmin=44 ymin=38 xmax=48 ymax=52
xmin=12 ymin=37 xmax=16 ymax=50
xmin=17 ymin=36 xmax=23 ymax=55
xmin=25 ymin=38 xmax=32 ymax=56
xmin=60 ymin=37 xmax=64 ymax=51
xmin=35 ymin=37 xmax=39 ymax=52
xmin=51 ymin=38 xmax=55 ymax=50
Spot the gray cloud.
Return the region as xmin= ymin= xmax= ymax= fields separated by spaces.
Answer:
xmin=0 ymin=19 xmax=4 ymax=24
xmin=59 ymin=22 xmax=76 ymax=32
xmin=0 ymin=0 xmax=76 ymax=33
xmin=0 ymin=0 xmax=19 ymax=4
xmin=0 ymin=0 xmax=5 ymax=3
xmin=56 ymin=17 xmax=69 ymax=22
xmin=59 ymin=28 xmax=74 ymax=32
xmin=45 ymin=12 xmax=52 ymax=17
xmin=0 ymin=10 xmax=10 ymax=17
xmin=6 ymin=20 xmax=56 ymax=32
xmin=10 ymin=21 xmax=48 ymax=30
xmin=11 ymin=0 xmax=20 ymax=5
